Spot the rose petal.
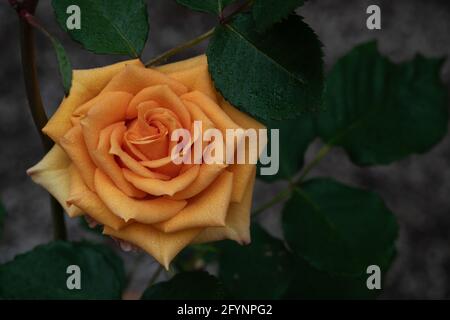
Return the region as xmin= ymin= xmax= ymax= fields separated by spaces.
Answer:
xmin=181 ymin=91 xmax=241 ymax=132
xmin=67 ymin=168 xmax=128 ymax=231
xmin=81 ymin=91 xmax=133 ymax=151
xmin=91 ymin=123 xmax=146 ymax=198
xmin=154 ymin=170 xmax=233 ymax=233
xmin=27 ymin=145 xmax=82 ymax=217
xmin=127 ymin=85 xmax=191 ymax=129
xmin=221 ymin=98 xmax=266 ymax=203
xmin=122 ymin=165 xmax=200 ymax=196
xmin=43 ymin=59 xmax=142 ymax=143
xmin=94 ymin=169 xmax=187 ymax=224
xmin=60 ymin=124 xmax=97 ymax=190
xmin=102 ymin=64 xmax=188 ymax=97
xmin=109 ymin=123 xmax=170 ymax=180
xmin=75 ymin=59 xmax=143 ymax=96
xmin=81 ymin=92 xmax=146 ymax=198
xmin=193 ymin=167 xmax=256 ymax=245
xmin=183 ymin=100 xmax=215 ymax=132
xmin=161 ymin=55 xmax=218 ymax=102
xmin=171 ymin=163 xmax=227 ymax=200
xmin=103 ymin=223 xmax=201 ymax=269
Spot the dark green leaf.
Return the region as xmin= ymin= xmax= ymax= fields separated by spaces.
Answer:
xmin=217 ymin=224 xmax=294 ymax=299
xmin=207 ymin=13 xmax=324 ymax=120
xmin=52 ymin=0 xmax=149 ymax=57
xmin=176 ymin=0 xmax=237 ymax=15
xmin=258 ymin=115 xmax=316 ymax=182
xmin=0 ymin=241 xmax=125 ymax=299
xmin=252 ymin=0 xmax=305 ymax=31
xmin=284 ymin=256 xmax=381 ymax=299
xmin=319 ymin=41 xmax=448 ymax=166
xmin=50 ymin=37 xmax=73 ymax=95
xmin=141 ymin=271 xmax=225 ymax=300
xmin=282 ymin=178 xmax=397 ymax=276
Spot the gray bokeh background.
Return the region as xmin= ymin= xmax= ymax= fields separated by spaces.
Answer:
xmin=0 ymin=0 xmax=449 ymax=299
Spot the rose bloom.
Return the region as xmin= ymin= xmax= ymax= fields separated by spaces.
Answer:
xmin=27 ymin=56 xmax=264 ymax=268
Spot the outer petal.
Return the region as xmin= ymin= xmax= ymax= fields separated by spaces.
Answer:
xmin=43 ymin=59 xmax=142 ymax=143
xmin=228 ymin=164 xmax=255 ymax=203
xmin=59 ymin=124 xmax=97 ymax=190
xmin=67 ymin=168 xmax=127 ymax=231
xmin=74 ymin=59 xmax=143 ymax=94
xmin=123 ymin=165 xmax=200 ymax=196
xmin=104 ymin=223 xmax=201 ymax=269
xmin=154 ymin=170 xmax=233 ymax=232
xmin=193 ymin=167 xmax=256 ymax=245
xmin=171 ymin=163 xmax=227 ymax=200
xmin=221 ymin=98 xmax=266 ymax=203
xmin=94 ymin=169 xmax=187 ymax=224
xmin=181 ymin=91 xmax=241 ymax=132
xmin=27 ymin=145 xmax=82 ymax=217
xmin=157 ymin=55 xmax=217 ymax=102
xmin=102 ymin=64 xmax=188 ymax=96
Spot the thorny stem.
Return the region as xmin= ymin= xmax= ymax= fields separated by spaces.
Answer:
xmin=253 ymin=144 xmax=332 ymax=217
xmin=14 ymin=0 xmax=67 ymax=240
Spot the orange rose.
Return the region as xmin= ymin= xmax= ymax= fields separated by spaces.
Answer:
xmin=27 ymin=55 xmax=264 ymax=268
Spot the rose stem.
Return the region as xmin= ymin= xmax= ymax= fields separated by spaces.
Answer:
xmin=252 ymin=144 xmax=332 ymax=217
xmin=14 ymin=0 xmax=67 ymax=241
xmin=144 ymin=0 xmax=254 ymax=67
xmin=144 ymin=28 xmax=215 ymax=67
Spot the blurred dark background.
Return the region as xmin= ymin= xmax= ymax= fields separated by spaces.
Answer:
xmin=0 ymin=0 xmax=449 ymax=299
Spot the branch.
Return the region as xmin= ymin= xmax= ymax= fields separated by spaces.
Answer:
xmin=14 ymin=0 xmax=67 ymax=241
xmin=145 ymin=28 xmax=215 ymax=67
xmin=253 ymin=144 xmax=332 ymax=217
xmin=145 ymin=0 xmax=254 ymax=67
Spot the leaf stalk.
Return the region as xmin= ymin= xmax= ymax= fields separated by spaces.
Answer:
xmin=253 ymin=144 xmax=332 ymax=217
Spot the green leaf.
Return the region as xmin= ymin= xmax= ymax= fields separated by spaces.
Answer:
xmin=50 ymin=37 xmax=73 ymax=95
xmin=258 ymin=115 xmax=316 ymax=182
xmin=141 ymin=271 xmax=225 ymax=300
xmin=318 ymin=41 xmax=448 ymax=166
xmin=252 ymin=0 xmax=305 ymax=31
xmin=217 ymin=224 xmax=294 ymax=299
xmin=207 ymin=13 xmax=324 ymax=120
xmin=284 ymin=256 xmax=380 ymax=300
xmin=0 ymin=202 xmax=5 ymax=240
xmin=282 ymin=178 xmax=398 ymax=276
xmin=52 ymin=0 xmax=149 ymax=57
xmin=176 ymin=0 xmax=237 ymax=15
xmin=0 ymin=241 xmax=125 ymax=299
